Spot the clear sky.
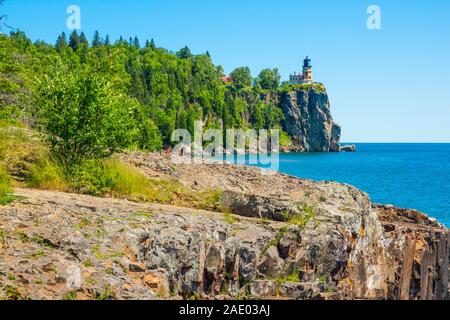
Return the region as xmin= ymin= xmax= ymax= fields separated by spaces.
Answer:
xmin=2 ymin=0 xmax=450 ymax=142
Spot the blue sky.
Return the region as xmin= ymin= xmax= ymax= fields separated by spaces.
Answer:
xmin=2 ymin=0 xmax=450 ymax=142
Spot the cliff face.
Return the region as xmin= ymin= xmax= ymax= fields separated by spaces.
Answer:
xmin=280 ymin=89 xmax=341 ymax=152
xmin=375 ymin=205 xmax=449 ymax=300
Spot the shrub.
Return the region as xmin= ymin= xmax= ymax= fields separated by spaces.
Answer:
xmin=38 ymin=70 xmax=137 ymax=168
xmin=67 ymin=160 xmax=117 ymax=196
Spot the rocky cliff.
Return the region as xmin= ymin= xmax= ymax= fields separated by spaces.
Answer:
xmin=0 ymin=153 xmax=448 ymax=300
xmin=280 ymin=88 xmax=341 ymax=152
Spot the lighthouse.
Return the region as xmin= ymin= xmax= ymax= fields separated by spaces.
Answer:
xmin=302 ymin=56 xmax=313 ymax=83
xmin=289 ymin=56 xmax=314 ymax=84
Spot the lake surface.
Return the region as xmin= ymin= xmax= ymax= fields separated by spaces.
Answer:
xmin=236 ymin=144 xmax=450 ymax=227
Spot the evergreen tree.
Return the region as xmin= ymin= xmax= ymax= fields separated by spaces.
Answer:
xmin=176 ymin=46 xmax=192 ymax=59
xmin=150 ymin=38 xmax=156 ymax=49
xmin=133 ymin=36 xmax=140 ymax=49
xmin=55 ymin=32 xmax=67 ymax=52
xmin=79 ymin=32 xmax=88 ymax=46
xmin=92 ymin=30 xmax=101 ymax=47
xmin=68 ymin=31 xmax=80 ymax=51
xmin=104 ymin=34 xmax=110 ymax=46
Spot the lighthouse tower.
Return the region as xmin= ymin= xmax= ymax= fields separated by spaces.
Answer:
xmin=302 ymin=56 xmax=313 ymax=83
xmin=289 ymin=56 xmax=314 ymax=85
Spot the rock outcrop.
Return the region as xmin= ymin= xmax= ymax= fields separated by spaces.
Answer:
xmin=280 ymin=88 xmax=341 ymax=152
xmin=0 ymin=153 xmax=448 ymax=300
xmin=340 ymin=145 xmax=357 ymax=152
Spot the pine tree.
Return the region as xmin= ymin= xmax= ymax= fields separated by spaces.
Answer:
xmin=55 ymin=32 xmax=67 ymax=52
xmin=150 ymin=38 xmax=156 ymax=49
xmin=133 ymin=36 xmax=140 ymax=49
xmin=176 ymin=46 xmax=192 ymax=59
xmin=104 ymin=35 xmax=110 ymax=46
xmin=92 ymin=30 xmax=101 ymax=47
xmin=79 ymin=32 xmax=88 ymax=46
xmin=68 ymin=31 xmax=80 ymax=51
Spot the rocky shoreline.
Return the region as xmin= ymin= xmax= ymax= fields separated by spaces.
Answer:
xmin=0 ymin=152 xmax=447 ymax=300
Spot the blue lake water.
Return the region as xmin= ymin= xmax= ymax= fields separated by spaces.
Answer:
xmin=234 ymin=144 xmax=450 ymax=227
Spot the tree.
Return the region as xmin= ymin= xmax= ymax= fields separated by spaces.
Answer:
xmin=176 ymin=46 xmax=192 ymax=59
xmin=55 ymin=32 xmax=67 ymax=52
xmin=137 ymin=118 xmax=163 ymax=151
xmin=92 ymin=30 xmax=101 ymax=47
xmin=104 ymin=34 xmax=110 ymax=46
xmin=252 ymin=102 xmax=265 ymax=130
xmin=230 ymin=67 xmax=252 ymax=89
xmin=264 ymin=103 xmax=284 ymax=129
xmin=38 ymin=70 xmax=136 ymax=168
xmin=133 ymin=36 xmax=140 ymax=49
xmin=256 ymin=68 xmax=281 ymax=90
xmin=68 ymin=31 xmax=80 ymax=51
xmin=79 ymin=32 xmax=88 ymax=46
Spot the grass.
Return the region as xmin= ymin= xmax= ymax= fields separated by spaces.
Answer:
xmin=0 ymin=124 xmax=48 ymax=182
xmin=100 ymin=158 xmax=223 ymax=211
xmin=4 ymin=286 xmax=26 ymax=300
xmin=282 ymin=204 xmax=316 ymax=229
xmin=0 ymin=122 xmax=223 ymax=212
xmin=62 ymin=290 xmax=78 ymax=301
xmin=274 ymin=269 xmax=301 ymax=285
xmin=261 ymin=226 xmax=288 ymax=255
xmin=223 ymin=212 xmax=237 ymax=225
xmin=0 ymin=165 xmax=15 ymax=205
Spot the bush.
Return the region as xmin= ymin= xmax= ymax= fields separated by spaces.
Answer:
xmin=67 ymin=160 xmax=117 ymax=196
xmin=38 ymin=70 xmax=137 ymax=168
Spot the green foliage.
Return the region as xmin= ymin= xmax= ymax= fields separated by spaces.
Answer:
xmin=0 ymin=165 xmax=15 ymax=205
xmin=274 ymin=269 xmax=301 ymax=285
xmin=62 ymin=290 xmax=78 ymax=301
xmin=256 ymin=68 xmax=281 ymax=90
xmin=283 ymin=204 xmax=316 ymax=229
xmin=1 ymin=30 xmax=302 ymax=155
xmin=136 ymin=118 xmax=163 ymax=151
xmin=38 ymin=69 xmax=136 ymax=167
xmin=230 ymin=67 xmax=252 ymax=89
xmin=27 ymin=158 xmax=67 ymax=191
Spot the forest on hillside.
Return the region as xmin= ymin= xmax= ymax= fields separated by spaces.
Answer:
xmin=0 ymin=29 xmax=297 ymax=153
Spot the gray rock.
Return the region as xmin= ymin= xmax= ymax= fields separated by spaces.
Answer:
xmin=280 ymin=88 xmax=341 ymax=152
xmin=257 ymin=246 xmax=283 ymax=277
xmin=249 ymin=280 xmax=277 ymax=297
xmin=340 ymin=145 xmax=356 ymax=152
